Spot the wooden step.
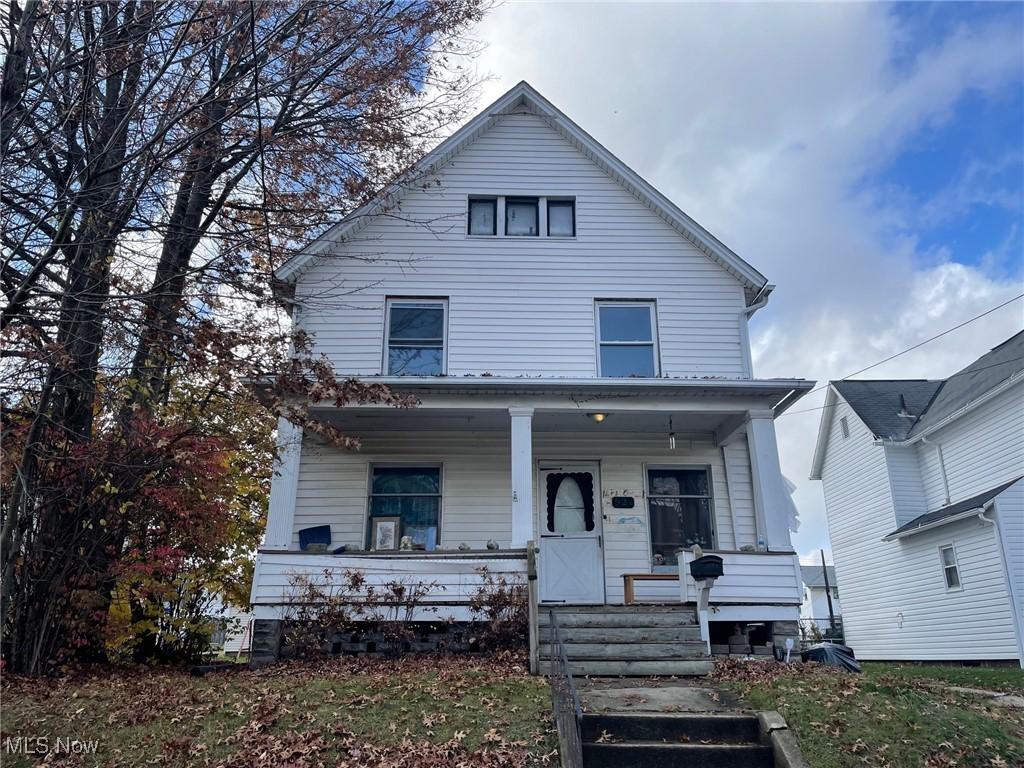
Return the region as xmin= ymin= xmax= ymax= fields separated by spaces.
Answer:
xmin=539 ymin=612 xmax=696 ymax=628
xmin=539 ymin=642 xmax=709 ymax=660
xmin=539 ymin=625 xmax=703 ymax=643
xmin=539 ymin=659 xmax=713 ymax=677
xmin=583 ymin=742 xmax=773 ymax=768
xmin=581 ymin=713 xmax=760 ymax=744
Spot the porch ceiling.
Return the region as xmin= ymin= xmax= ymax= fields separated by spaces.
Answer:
xmin=310 ymin=406 xmax=743 ymax=437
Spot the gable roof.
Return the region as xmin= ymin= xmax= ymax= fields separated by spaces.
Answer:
xmin=809 ymin=330 xmax=1024 ymax=479
xmin=801 ymin=564 xmax=837 ymax=589
xmin=883 ymin=476 xmax=1023 ymax=541
xmin=275 ymin=81 xmax=769 ymax=303
xmin=831 ymin=379 xmax=944 ymax=441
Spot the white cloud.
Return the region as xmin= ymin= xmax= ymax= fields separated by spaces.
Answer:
xmin=471 ymin=2 xmax=1024 ymax=560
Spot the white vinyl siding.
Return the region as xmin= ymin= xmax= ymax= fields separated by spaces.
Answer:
xmin=915 ymin=383 xmax=1024 ymax=511
xmin=820 ymin=396 xmax=1019 ymax=661
xmin=294 ymin=111 xmax=749 ymax=379
xmin=289 ymin=429 xmax=757 ymax=603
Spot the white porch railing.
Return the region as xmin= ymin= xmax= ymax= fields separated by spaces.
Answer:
xmin=678 ymin=550 xmax=803 ymax=652
xmin=250 ymin=550 xmax=527 ymax=622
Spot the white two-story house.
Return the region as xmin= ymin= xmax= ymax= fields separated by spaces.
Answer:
xmin=810 ymin=332 xmax=1024 ymax=666
xmin=249 ymin=82 xmax=813 ymax=671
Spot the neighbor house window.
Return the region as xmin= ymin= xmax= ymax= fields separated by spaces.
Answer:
xmin=468 ymin=197 xmax=497 ymax=235
xmin=840 ymin=417 xmax=850 ymax=438
xmin=368 ymin=466 xmax=440 ymax=551
xmin=505 ymin=197 xmax=539 ymax=236
xmin=385 ymin=298 xmax=446 ymax=375
xmin=939 ymin=545 xmax=961 ymax=590
xmin=547 ymin=199 xmax=575 ymax=237
xmin=647 ymin=467 xmax=714 ymax=566
xmin=596 ymin=301 xmax=658 ymax=377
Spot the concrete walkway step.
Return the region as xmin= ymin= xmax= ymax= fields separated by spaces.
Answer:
xmin=583 ymin=741 xmax=774 ymax=768
xmin=581 ymin=712 xmax=760 ymax=744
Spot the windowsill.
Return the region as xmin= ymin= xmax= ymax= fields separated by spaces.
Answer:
xmin=464 ymin=235 xmax=577 ymax=241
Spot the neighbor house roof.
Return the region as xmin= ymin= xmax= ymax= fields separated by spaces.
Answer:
xmin=810 ymin=331 xmax=1024 ymax=478
xmin=883 ymin=476 xmax=1023 ymax=541
xmin=801 ymin=565 xmax=837 ymax=589
xmin=274 ymin=81 xmax=769 ymax=303
xmin=831 ymin=379 xmax=943 ymax=441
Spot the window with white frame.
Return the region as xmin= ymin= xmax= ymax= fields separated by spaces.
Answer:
xmin=385 ymin=299 xmax=447 ymax=375
xmin=596 ymin=301 xmax=658 ymax=377
xmin=939 ymin=544 xmax=961 ymax=590
xmin=647 ymin=467 xmax=714 ymax=566
xmin=368 ymin=466 xmax=440 ymax=551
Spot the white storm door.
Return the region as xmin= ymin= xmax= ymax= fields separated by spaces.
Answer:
xmin=539 ymin=463 xmax=605 ymax=604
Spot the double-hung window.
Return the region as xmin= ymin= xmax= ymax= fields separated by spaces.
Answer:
xmin=596 ymin=301 xmax=658 ymax=377
xmin=939 ymin=545 xmax=961 ymax=590
xmin=385 ymin=299 xmax=447 ymax=375
xmin=647 ymin=467 xmax=714 ymax=566
xmin=368 ymin=466 xmax=440 ymax=551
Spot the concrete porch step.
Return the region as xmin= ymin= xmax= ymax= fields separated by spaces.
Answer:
xmin=582 ymin=741 xmax=773 ymax=768
xmin=580 ymin=712 xmax=760 ymax=744
xmin=539 ymin=658 xmax=713 ymax=677
xmin=539 ymin=641 xmax=708 ymax=660
xmin=539 ymin=625 xmax=703 ymax=643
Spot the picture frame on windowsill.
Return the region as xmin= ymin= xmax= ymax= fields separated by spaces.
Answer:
xmin=370 ymin=516 xmax=401 ymax=551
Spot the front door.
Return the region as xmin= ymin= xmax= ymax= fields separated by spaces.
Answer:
xmin=539 ymin=462 xmax=605 ymax=604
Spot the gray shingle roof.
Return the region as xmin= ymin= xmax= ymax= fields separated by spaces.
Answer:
xmin=833 ymin=330 xmax=1024 ymax=441
xmin=801 ymin=564 xmax=837 ymax=588
xmin=886 ymin=476 xmax=1023 ymax=538
xmin=832 ymin=380 xmax=942 ymax=440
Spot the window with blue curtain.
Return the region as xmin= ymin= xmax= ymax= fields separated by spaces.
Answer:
xmin=368 ymin=467 xmax=441 ymax=550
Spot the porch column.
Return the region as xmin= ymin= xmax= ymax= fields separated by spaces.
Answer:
xmin=509 ymin=407 xmax=535 ymax=548
xmin=263 ymin=417 xmax=303 ymax=550
xmin=746 ymin=410 xmax=793 ymax=551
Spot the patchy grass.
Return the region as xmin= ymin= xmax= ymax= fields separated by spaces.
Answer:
xmin=863 ymin=662 xmax=1024 ymax=694
xmin=1 ymin=654 xmax=557 ymax=767
xmin=712 ymin=659 xmax=1024 ymax=768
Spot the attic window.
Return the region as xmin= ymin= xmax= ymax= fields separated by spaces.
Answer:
xmin=505 ymin=197 xmax=539 ymax=236
xmin=468 ymin=198 xmax=496 ymax=236
xmin=547 ymin=199 xmax=575 ymax=237
xmin=840 ymin=417 xmax=850 ymax=439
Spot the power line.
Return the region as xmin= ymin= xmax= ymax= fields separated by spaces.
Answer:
xmin=779 ymin=292 xmax=1024 ymax=416
xmin=780 ymin=354 xmax=1024 ymax=418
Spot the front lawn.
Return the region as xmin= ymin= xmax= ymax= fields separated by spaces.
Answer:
xmin=1 ymin=654 xmax=557 ymax=767
xmin=713 ymin=659 xmax=1024 ymax=768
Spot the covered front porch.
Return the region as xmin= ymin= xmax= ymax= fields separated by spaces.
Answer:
xmin=252 ymin=377 xmax=810 ymax=624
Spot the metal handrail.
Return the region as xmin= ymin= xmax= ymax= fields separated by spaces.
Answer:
xmin=547 ymin=610 xmax=583 ymax=768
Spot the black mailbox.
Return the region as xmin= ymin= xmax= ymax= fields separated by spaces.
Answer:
xmin=689 ymin=554 xmax=724 ymax=581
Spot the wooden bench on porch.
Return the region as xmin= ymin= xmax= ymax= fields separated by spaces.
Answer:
xmin=621 ymin=572 xmax=680 ymax=604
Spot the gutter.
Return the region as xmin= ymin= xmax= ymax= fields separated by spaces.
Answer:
xmin=881 ymin=502 xmax=995 ymax=542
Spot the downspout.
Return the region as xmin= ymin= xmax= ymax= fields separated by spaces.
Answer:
xmin=739 ymin=284 xmax=774 ymax=378
xmin=921 ymin=438 xmax=951 ymax=505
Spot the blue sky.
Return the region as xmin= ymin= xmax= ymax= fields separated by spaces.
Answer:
xmin=871 ymin=4 xmax=1023 ymax=275
xmin=474 ymin=1 xmax=1024 ymax=560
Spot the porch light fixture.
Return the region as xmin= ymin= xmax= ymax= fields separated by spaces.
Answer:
xmin=587 ymin=412 xmax=608 ymax=423
xmin=668 ymin=416 xmax=676 ymax=450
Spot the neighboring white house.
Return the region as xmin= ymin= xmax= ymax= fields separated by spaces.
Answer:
xmin=249 ymin=81 xmax=813 ymax=665
xmin=810 ymin=332 xmax=1024 ymax=666
xmin=800 ymin=564 xmax=841 ymax=623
